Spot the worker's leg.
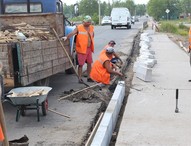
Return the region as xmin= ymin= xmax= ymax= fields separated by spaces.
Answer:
xmin=77 ymin=53 xmax=86 ymax=83
xmin=86 ymin=48 xmax=94 ymax=82
xmin=87 ymin=63 xmax=91 ymax=78
xmin=78 ymin=65 xmax=83 ymax=82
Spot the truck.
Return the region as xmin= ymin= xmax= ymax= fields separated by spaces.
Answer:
xmin=110 ymin=7 xmax=132 ymax=29
xmin=0 ymin=0 xmax=76 ymax=89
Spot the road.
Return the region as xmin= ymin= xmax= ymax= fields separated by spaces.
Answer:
xmin=3 ymin=17 xmax=146 ymax=146
xmin=94 ymin=21 xmax=143 ymax=60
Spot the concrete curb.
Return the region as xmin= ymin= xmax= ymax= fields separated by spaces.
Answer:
xmin=90 ymin=81 xmax=125 ymax=146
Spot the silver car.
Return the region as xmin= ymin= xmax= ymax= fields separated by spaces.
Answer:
xmin=101 ymin=16 xmax=111 ymax=25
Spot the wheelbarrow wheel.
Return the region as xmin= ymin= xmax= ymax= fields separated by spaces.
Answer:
xmin=42 ymin=99 xmax=48 ymax=116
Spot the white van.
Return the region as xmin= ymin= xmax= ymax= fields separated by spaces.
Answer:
xmin=110 ymin=7 xmax=131 ymax=29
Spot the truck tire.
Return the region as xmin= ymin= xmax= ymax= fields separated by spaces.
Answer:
xmin=34 ymin=78 xmax=50 ymax=86
xmin=65 ymin=52 xmax=77 ymax=74
xmin=111 ymin=25 xmax=114 ymax=29
xmin=65 ymin=67 xmax=75 ymax=74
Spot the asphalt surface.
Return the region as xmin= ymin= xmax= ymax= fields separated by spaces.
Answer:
xmin=115 ymin=25 xmax=191 ymax=145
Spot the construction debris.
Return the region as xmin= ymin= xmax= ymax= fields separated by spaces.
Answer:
xmin=0 ymin=22 xmax=55 ymax=43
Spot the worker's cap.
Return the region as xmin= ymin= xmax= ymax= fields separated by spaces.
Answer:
xmin=106 ymin=47 xmax=115 ymax=54
xmin=108 ymin=40 xmax=116 ymax=45
xmin=83 ymin=15 xmax=92 ymax=23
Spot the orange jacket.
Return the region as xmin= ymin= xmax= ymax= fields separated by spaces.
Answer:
xmin=90 ymin=52 xmax=111 ymax=84
xmin=0 ymin=125 xmax=4 ymax=141
xmin=76 ymin=24 xmax=94 ymax=54
xmin=189 ymin=27 xmax=191 ymax=50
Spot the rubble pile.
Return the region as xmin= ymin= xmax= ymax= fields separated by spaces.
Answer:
xmin=0 ymin=22 xmax=55 ymax=43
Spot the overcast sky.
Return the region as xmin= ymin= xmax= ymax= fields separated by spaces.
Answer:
xmin=63 ymin=0 xmax=149 ymax=5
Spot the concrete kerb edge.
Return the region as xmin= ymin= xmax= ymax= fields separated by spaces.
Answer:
xmin=90 ymin=81 xmax=125 ymax=146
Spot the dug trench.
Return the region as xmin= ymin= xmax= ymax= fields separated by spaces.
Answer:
xmin=59 ymin=32 xmax=141 ymax=146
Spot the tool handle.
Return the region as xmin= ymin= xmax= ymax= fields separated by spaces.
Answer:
xmin=176 ymin=89 xmax=179 ymax=99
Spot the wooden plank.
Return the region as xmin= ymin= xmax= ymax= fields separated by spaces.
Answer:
xmin=0 ymin=13 xmax=64 ymax=36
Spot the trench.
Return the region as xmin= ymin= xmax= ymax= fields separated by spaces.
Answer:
xmin=78 ymin=31 xmax=141 ymax=146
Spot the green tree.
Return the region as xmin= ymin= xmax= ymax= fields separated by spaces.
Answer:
xmin=101 ymin=2 xmax=112 ymax=16
xmin=180 ymin=0 xmax=191 ymax=17
xmin=135 ymin=4 xmax=147 ymax=16
xmin=79 ymin=0 xmax=98 ymax=16
xmin=63 ymin=4 xmax=73 ymax=18
xmin=147 ymin=0 xmax=181 ymax=20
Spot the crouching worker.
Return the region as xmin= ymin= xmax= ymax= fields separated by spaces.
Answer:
xmin=90 ymin=47 xmax=123 ymax=85
xmin=102 ymin=40 xmax=123 ymax=65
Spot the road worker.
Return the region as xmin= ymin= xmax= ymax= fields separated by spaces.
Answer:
xmin=101 ymin=40 xmax=123 ymax=65
xmin=62 ymin=15 xmax=94 ymax=83
xmin=90 ymin=47 xmax=123 ymax=85
xmin=189 ymin=26 xmax=191 ymax=52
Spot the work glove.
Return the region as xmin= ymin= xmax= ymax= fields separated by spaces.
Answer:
xmin=61 ymin=36 xmax=67 ymax=41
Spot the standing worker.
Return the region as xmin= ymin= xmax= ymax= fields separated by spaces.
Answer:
xmin=189 ymin=26 xmax=191 ymax=52
xmin=90 ymin=47 xmax=123 ymax=85
xmin=62 ymin=15 xmax=94 ymax=83
xmin=188 ymin=27 xmax=191 ymax=82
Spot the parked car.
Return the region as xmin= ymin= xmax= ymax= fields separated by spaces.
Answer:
xmin=131 ymin=16 xmax=135 ymax=24
xmin=135 ymin=16 xmax=139 ymax=22
xmin=101 ymin=16 xmax=111 ymax=25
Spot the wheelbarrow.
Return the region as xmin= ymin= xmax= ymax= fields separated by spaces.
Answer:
xmin=5 ymin=86 xmax=52 ymax=122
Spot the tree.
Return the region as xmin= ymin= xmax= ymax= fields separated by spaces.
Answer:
xmin=180 ymin=0 xmax=191 ymax=17
xmin=147 ymin=0 xmax=181 ymax=20
xmin=79 ymin=0 xmax=98 ymax=16
xmin=101 ymin=2 xmax=112 ymax=16
xmin=135 ymin=4 xmax=147 ymax=16
xmin=63 ymin=4 xmax=73 ymax=18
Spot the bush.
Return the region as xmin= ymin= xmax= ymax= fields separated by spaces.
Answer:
xmin=177 ymin=29 xmax=188 ymax=36
xmin=160 ymin=22 xmax=178 ymax=33
xmin=159 ymin=21 xmax=189 ymax=36
xmin=92 ymin=13 xmax=99 ymax=25
xmin=178 ymin=23 xmax=189 ymax=31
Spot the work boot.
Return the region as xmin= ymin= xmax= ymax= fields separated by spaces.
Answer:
xmin=79 ymin=79 xmax=84 ymax=84
xmin=87 ymin=78 xmax=94 ymax=82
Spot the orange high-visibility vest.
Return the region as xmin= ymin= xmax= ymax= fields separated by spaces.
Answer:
xmin=0 ymin=125 xmax=4 ymax=141
xmin=76 ymin=24 xmax=94 ymax=54
xmin=189 ymin=27 xmax=191 ymax=50
xmin=100 ymin=45 xmax=113 ymax=60
xmin=90 ymin=52 xmax=111 ymax=84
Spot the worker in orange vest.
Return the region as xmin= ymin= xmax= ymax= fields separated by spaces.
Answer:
xmin=0 ymin=124 xmax=4 ymax=142
xmin=62 ymin=15 xmax=94 ymax=83
xmin=189 ymin=26 xmax=191 ymax=52
xmin=90 ymin=47 xmax=123 ymax=85
xmin=101 ymin=40 xmax=123 ymax=65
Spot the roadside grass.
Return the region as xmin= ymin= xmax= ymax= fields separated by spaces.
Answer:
xmin=159 ymin=20 xmax=190 ymax=36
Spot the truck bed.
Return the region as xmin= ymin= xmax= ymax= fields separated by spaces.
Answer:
xmin=0 ymin=13 xmax=72 ymax=87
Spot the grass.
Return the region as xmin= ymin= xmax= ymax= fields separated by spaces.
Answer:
xmin=159 ymin=20 xmax=190 ymax=36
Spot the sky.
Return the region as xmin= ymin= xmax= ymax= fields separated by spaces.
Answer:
xmin=62 ymin=0 xmax=149 ymax=5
